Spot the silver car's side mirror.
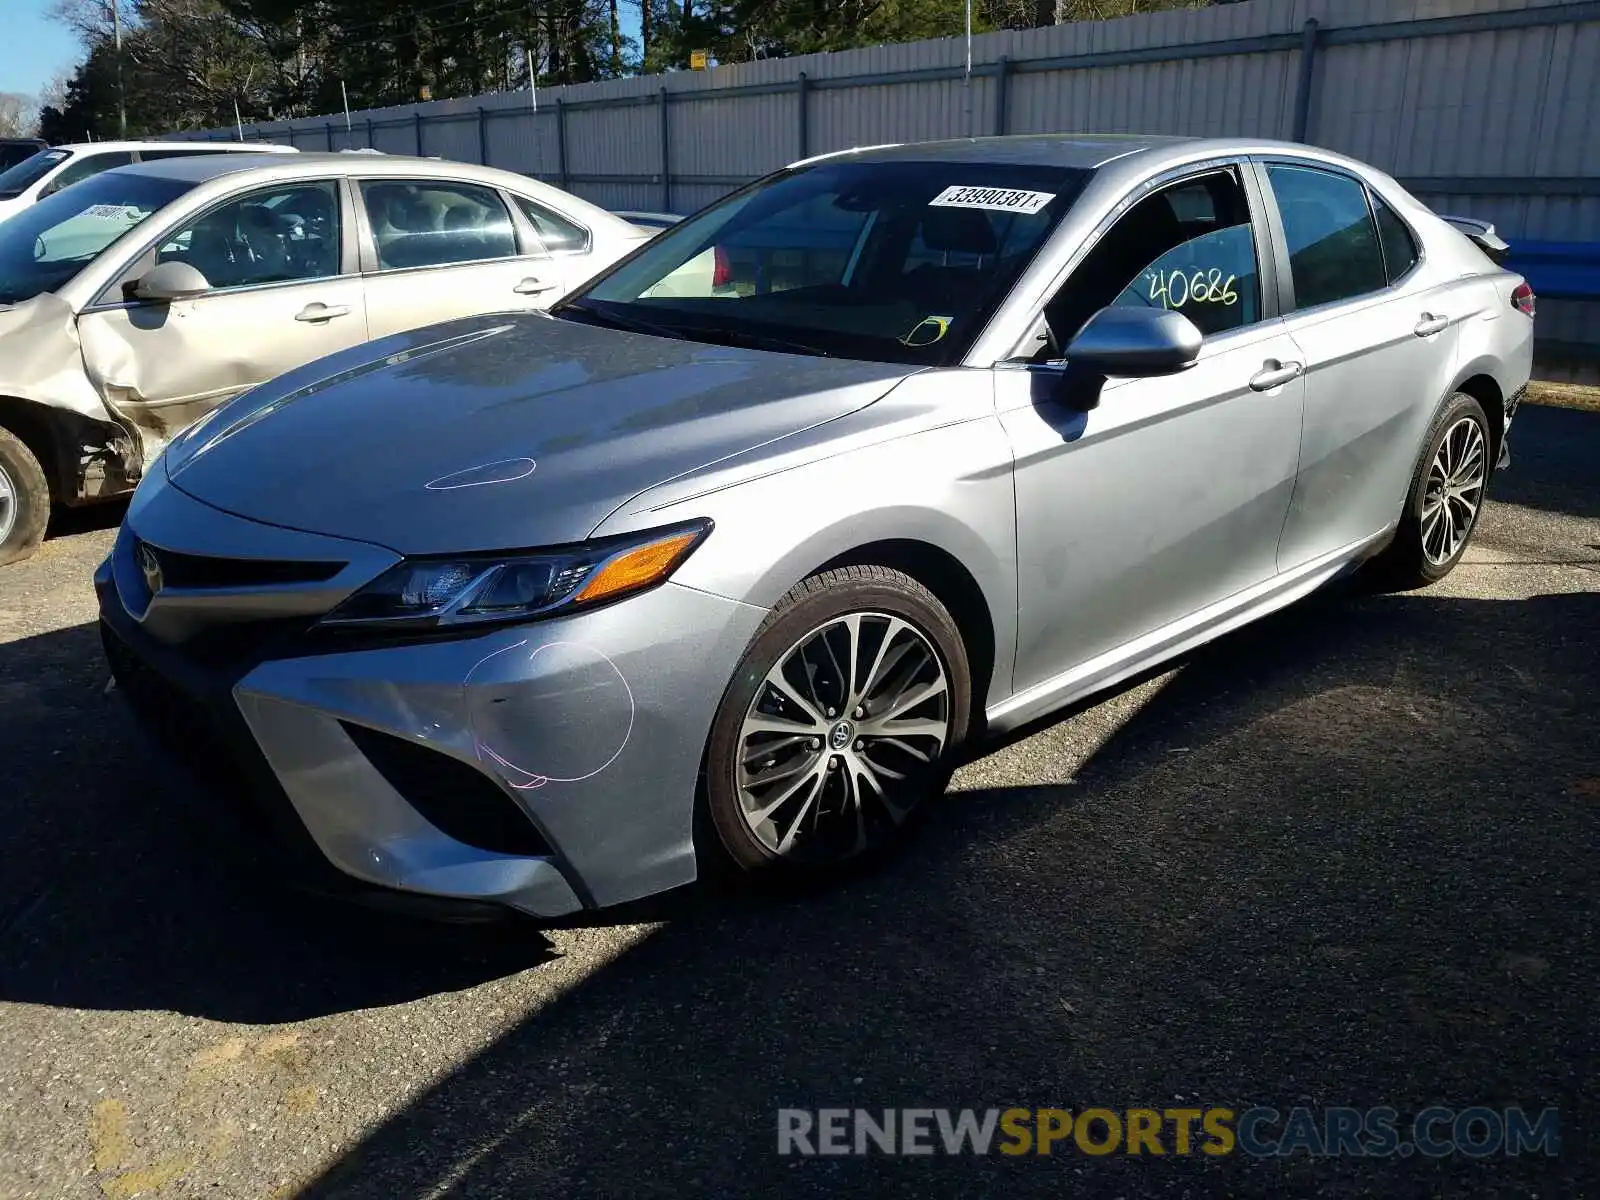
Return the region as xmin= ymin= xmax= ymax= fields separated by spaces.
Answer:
xmin=134 ymin=261 xmax=212 ymax=303
xmin=1063 ymin=306 xmax=1203 ymax=377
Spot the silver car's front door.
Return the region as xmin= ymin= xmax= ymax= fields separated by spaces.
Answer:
xmin=1260 ymin=163 xmax=1466 ymax=571
xmin=997 ymin=165 xmax=1305 ymax=694
xmin=75 ymin=178 xmax=366 ymax=451
xmin=998 ymin=325 xmax=1305 ymax=694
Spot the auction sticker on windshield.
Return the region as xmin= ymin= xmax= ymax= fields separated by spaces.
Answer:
xmin=929 ymin=186 xmax=1055 ymax=214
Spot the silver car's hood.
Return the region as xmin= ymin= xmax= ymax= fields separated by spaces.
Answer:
xmin=166 ymin=312 xmax=913 ymax=555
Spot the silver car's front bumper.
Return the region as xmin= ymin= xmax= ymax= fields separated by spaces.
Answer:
xmin=97 ymin=479 xmax=766 ymax=917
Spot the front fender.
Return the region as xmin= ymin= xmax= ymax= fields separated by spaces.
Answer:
xmin=596 ymin=409 xmax=1020 ymax=709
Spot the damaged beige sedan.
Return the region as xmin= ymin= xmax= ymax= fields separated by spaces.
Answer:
xmin=0 ymin=151 xmax=648 ymax=563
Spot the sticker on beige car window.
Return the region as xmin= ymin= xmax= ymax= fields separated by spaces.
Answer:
xmin=929 ymin=186 xmax=1055 ymax=214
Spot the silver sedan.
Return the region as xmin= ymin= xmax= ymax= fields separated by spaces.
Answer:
xmin=98 ymin=134 xmax=1534 ymax=917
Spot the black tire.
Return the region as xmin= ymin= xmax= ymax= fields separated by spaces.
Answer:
xmin=1367 ymin=392 xmax=1492 ymax=591
xmin=0 ymin=426 xmax=50 ymax=567
xmin=701 ymin=564 xmax=971 ymax=883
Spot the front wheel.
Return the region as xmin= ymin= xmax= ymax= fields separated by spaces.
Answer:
xmin=1368 ymin=392 xmax=1492 ymax=590
xmin=701 ymin=565 xmax=971 ymax=880
xmin=0 ymin=427 xmax=50 ymax=567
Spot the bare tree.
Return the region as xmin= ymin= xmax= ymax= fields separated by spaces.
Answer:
xmin=0 ymin=93 xmax=40 ymax=137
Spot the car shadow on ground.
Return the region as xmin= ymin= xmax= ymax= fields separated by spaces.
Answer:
xmin=0 ymin=622 xmax=558 ymax=1023
xmin=291 ymin=585 xmax=1595 ymax=1198
xmin=2 ymin=579 xmax=1592 ymax=1195
xmin=45 ymin=498 xmax=127 ymax=542
xmin=1491 ymin=404 xmax=1600 ymax=520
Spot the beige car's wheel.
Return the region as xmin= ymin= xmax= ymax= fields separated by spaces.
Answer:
xmin=0 ymin=426 xmax=49 ymax=567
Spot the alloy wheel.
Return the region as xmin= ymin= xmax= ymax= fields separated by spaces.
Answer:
xmin=1421 ymin=415 xmax=1487 ymax=566
xmin=0 ymin=461 xmax=16 ymax=546
xmin=736 ymin=611 xmax=951 ymax=862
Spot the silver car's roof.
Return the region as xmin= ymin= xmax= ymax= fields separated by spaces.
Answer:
xmin=840 ymin=133 xmax=1193 ymax=169
xmin=825 ymin=133 xmax=1377 ymax=180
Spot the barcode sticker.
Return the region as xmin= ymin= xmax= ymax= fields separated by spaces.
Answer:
xmin=81 ymin=204 xmax=143 ymax=219
xmin=929 ymin=186 xmax=1056 ymax=214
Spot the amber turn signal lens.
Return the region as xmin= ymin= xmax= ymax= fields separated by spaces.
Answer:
xmin=574 ymin=530 xmax=703 ymax=604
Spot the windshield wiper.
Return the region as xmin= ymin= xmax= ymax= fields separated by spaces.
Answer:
xmin=557 ymin=299 xmax=685 ymax=342
xmin=691 ymin=328 xmax=834 ymax=358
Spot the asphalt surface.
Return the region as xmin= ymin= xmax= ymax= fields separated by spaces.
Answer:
xmin=0 ymin=404 xmax=1595 ymax=1199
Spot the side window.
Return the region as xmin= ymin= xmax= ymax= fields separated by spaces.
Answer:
xmin=1265 ymin=164 xmax=1387 ymax=309
xmin=41 ymin=151 xmax=134 ymax=197
xmin=1042 ymin=168 xmax=1261 ymax=351
xmin=360 ymin=179 xmax=517 ymax=271
xmin=1370 ymin=192 xmax=1419 ymax=284
xmin=510 ymin=194 xmax=589 ymax=254
xmin=155 ymin=181 xmax=341 ymax=290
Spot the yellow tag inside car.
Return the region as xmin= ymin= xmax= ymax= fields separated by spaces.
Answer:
xmin=900 ymin=315 xmax=953 ymax=347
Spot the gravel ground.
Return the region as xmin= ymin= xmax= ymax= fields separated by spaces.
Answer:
xmin=0 ymin=405 xmax=1594 ymax=1199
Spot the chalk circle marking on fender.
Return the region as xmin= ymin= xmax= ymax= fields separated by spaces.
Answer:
xmin=467 ymin=639 xmax=636 ymax=789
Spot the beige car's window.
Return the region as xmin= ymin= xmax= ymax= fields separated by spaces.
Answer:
xmin=156 ymin=181 xmax=341 ymax=290
xmin=360 ymin=180 xmax=517 ymax=270
xmin=510 ymin=194 xmax=587 ymax=254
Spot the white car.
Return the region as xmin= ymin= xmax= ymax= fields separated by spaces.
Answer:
xmin=0 ymin=152 xmax=649 ymax=563
xmin=0 ymin=141 xmax=296 ymax=225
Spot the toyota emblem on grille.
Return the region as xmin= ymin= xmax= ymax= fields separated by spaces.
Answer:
xmin=136 ymin=543 xmax=164 ymax=596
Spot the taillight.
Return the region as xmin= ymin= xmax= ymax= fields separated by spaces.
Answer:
xmin=712 ymin=245 xmax=732 ymax=288
xmin=1511 ymin=281 xmax=1536 ymax=317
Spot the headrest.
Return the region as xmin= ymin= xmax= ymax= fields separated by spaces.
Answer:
xmin=919 ymin=206 xmax=998 ymax=255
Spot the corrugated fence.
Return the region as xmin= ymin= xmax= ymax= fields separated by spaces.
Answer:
xmin=178 ymin=0 xmax=1600 ymax=353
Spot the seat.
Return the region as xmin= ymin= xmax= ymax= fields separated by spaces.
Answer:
xmin=236 ymin=204 xmax=291 ymax=281
xmin=902 ymin=207 xmax=1001 ymax=310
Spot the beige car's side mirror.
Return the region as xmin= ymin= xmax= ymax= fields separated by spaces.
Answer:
xmin=134 ymin=261 xmax=212 ymax=303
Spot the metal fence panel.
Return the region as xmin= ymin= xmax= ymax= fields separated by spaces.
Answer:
xmin=177 ymin=0 xmax=1600 ymax=351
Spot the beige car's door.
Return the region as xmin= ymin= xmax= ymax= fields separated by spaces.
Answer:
xmin=75 ymin=178 xmax=366 ymax=448
xmin=356 ymin=178 xmax=563 ymax=338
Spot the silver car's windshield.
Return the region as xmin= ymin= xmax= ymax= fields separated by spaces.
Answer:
xmin=562 ymin=159 xmax=1091 ymax=365
xmin=0 ymin=171 xmax=190 ymax=304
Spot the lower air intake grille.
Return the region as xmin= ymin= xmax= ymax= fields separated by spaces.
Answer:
xmin=339 ymin=722 xmax=553 ymax=858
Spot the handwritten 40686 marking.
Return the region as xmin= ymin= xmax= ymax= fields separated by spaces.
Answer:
xmin=1144 ymin=267 xmax=1239 ymax=309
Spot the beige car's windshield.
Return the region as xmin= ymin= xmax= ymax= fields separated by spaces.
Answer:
xmin=0 ymin=171 xmax=190 ymax=304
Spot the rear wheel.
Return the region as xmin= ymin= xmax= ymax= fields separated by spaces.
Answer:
xmin=702 ymin=565 xmax=971 ymax=880
xmin=1368 ymin=392 xmax=1491 ymax=589
xmin=0 ymin=426 xmax=49 ymax=567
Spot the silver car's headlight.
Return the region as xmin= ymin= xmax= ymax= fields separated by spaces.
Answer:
xmin=319 ymin=520 xmax=711 ymax=630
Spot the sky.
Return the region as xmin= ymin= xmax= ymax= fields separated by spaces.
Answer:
xmin=0 ymin=0 xmax=83 ymax=100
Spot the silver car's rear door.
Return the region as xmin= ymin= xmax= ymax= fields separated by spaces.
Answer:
xmin=1256 ymin=160 xmax=1466 ymax=572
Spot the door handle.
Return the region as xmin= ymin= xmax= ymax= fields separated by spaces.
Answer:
xmin=1249 ymin=359 xmax=1304 ymax=391
xmin=513 ymin=276 xmax=558 ymax=295
xmin=1414 ymin=313 xmax=1449 ymax=337
xmin=295 ymin=303 xmax=351 ymax=322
